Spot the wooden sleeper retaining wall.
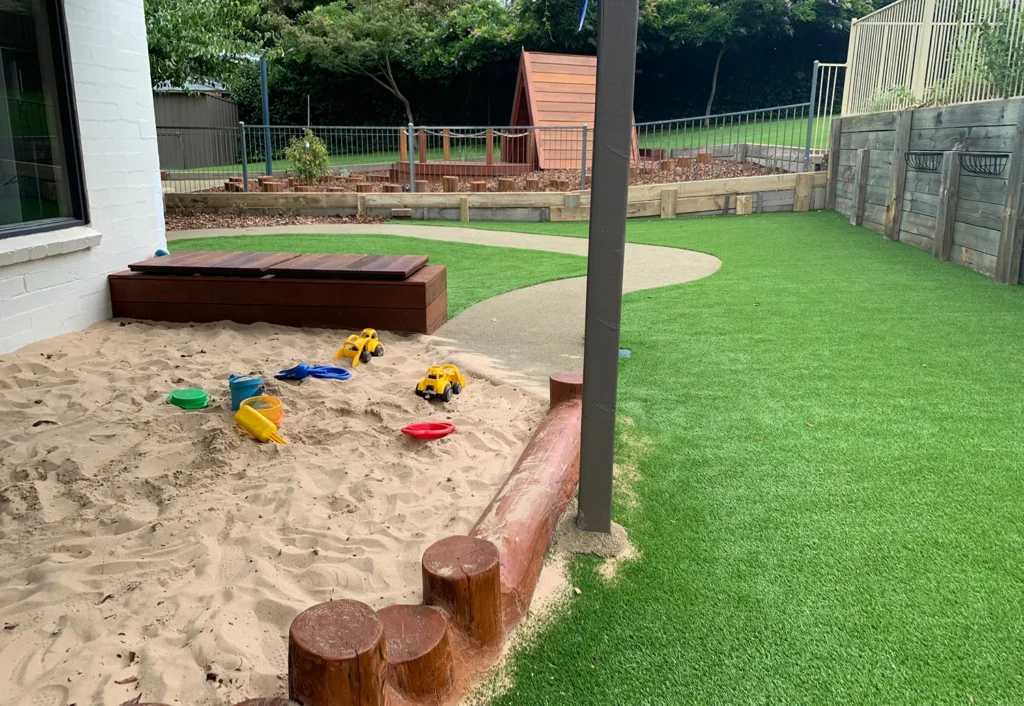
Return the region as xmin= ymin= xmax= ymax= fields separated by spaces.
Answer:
xmin=165 ymin=171 xmax=827 ymax=224
xmin=828 ymin=97 xmax=1024 ymax=283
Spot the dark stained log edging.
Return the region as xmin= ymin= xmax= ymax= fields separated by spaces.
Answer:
xmin=288 ymin=600 xmax=387 ymax=706
xmin=470 ymin=375 xmax=583 ymax=627
xmin=279 ymin=372 xmax=585 ymax=706
xmin=422 ymin=536 xmax=503 ymax=649
xmin=378 ymin=604 xmax=454 ymax=702
xmin=549 ymin=371 xmax=584 ymax=408
xmin=234 ymin=700 xmax=302 ymax=705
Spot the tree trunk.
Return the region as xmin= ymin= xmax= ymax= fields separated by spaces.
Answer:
xmin=705 ymin=44 xmax=728 ymax=122
xmin=383 ymin=56 xmax=415 ymax=126
xmin=398 ymin=93 xmax=414 ymax=127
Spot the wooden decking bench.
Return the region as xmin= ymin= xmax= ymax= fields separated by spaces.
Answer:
xmin=108 ymin=251 xmax=447 ymax=334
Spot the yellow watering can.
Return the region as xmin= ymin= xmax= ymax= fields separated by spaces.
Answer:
xmin=235 ymin=404 xmax=288 ymax=445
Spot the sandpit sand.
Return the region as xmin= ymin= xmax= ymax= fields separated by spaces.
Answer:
xmin=0 ymin=320 xmax=547 ymax=706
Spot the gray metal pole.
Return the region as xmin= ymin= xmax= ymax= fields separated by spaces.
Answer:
xmin=260 ymin=56 xmax=272 ymax=177
xmin=577 ymin=0 xmax=639 ymax=534
xmin=804 ymin=60 xmax=820 ymax=172
xmin=239 ymin=122 xmax=249 ymax=192
xmin=580 ymin=124 xmax=588 ymax=190
xmin=407 ymin=123 xmax=416 ymax=192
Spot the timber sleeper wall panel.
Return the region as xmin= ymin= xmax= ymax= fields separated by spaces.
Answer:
xmin=833 ymin=97 xmax=1024 ymax=283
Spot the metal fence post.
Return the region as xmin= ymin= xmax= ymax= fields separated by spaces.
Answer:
xmin=804 ymin=60 xmax=820 ymax=172
xmin=260 ymin=57 xmax=272 ymax=177
xmin=408 ymin=123 xmax=416 ymax=192
xmin=580 ymin=124 xmax=588 ymax=189
xmin=239 ymin=122 xmax=249 ymax=192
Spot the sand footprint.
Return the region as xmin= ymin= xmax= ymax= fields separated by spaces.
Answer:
xmin=23 ymin=685 xmax=69 ymax=706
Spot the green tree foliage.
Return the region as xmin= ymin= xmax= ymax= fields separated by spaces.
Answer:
xmin=646 ymin=0 xmax=873 ymax=116
xmin=283 ymin=0 xmax=427 ymax=124
xmin=145 ymin=0 xmax=270 ymax=88
xmin=978 ymin=6 xmax=1024 ymax=98
xmin=150 ymin=0 xmax=877 ymax=125
xmin=414 ymin=0 xmax=517 ymax=79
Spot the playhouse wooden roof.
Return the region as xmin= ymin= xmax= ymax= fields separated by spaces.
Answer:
xmin=510 ymin=50 xmax=639 ymax=170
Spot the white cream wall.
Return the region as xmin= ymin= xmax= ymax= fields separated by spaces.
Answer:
xmin=0 ymin=0 xmax=166 ymax=354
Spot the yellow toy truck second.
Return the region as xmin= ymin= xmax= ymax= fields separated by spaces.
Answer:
xmin=335 ymin=328 xmax=384 ymax=367
xmin=415 ymin=364 xmax=466 ymax=402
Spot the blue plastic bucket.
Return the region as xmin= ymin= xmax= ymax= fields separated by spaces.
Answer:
xmin=229 ymin=375 xmax=264 ymax=411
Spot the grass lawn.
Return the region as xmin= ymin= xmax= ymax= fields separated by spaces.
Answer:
xmin=422 ymin=213 xmax=1024 ymax=704
xmin=168 ymin=232 xmax=586 ymax=318
xmin=638 ymin=115 xmax=834 ymax=151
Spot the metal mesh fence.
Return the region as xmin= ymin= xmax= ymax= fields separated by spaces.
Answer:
xmin=634 ymin=103 xmax=819 ymax=183
xmin=159 ymin=102 xmax=828 ymax=195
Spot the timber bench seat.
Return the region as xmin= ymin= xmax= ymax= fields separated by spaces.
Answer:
xmin=110 ymin=251 xmax=447 ymax=334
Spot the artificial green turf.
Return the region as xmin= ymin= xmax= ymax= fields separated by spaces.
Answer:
xmin=424 ymin=213 xmax=1024 ymax=704
xmin=168 ymin=232 xmax=586 ymax=318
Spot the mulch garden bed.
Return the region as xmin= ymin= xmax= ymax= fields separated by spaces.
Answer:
xmin=165 ymin=213 xmax=387 ymax=232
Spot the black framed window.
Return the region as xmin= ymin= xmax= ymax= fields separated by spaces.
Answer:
xmin=0 ymin=0 xmax=87 ymax=239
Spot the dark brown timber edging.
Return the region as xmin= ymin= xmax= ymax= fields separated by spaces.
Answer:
xmin=276 ymin=372 xmax=583 ymax=706
xmin=470 ymin=371 xmax=583 ymax=626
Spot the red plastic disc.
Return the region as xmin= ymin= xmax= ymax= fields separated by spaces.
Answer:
xmin=401 ymin=422 xmax=456 ymax=440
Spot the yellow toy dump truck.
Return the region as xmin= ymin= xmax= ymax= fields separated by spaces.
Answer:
xmin=335 ymin=328 xmax=385 ymax=367
xmin=415 ymin=364 xmax=466 ymax=402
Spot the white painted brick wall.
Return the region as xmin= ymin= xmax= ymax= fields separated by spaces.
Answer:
xmin=0 ymin=0 xmax=166 ymax=355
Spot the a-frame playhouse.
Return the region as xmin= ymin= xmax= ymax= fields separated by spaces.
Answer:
xmin=503 ymin=49 xmax=639 ymax=170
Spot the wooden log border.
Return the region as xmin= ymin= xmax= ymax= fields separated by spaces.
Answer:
xmin=271 ymin=373 xmax=585 ymax=706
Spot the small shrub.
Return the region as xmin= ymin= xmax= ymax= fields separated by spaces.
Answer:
xmin=978 ymin=6 xmax=1024 ymax=98
xmin=285 ymin=129 xmax=330 ymax=184
xmin=865 ymin=85 xmax=919 ymax=113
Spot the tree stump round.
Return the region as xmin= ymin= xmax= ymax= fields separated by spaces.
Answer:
xmin=470 ymin=181 xmax=487 ymax=193
xmin=383 ymin=183 xmax=403 ymax=193
xmin=378 ymin=605 xmax=454 ymax=702
xmin=524 ymin=178 xmax=540 ymax=192
xmin=442 ymin=176 xmax=459 ymax=192
xmin=356 ymin=183 xmax=373 ymax=193
xmin=288 ymin=599 xmax=387 ymax=706
xmin=497 ymin=178 xmax=515 ymax=192
xmin=549 ymin=371 xmax=583 ymax=408
xmin=348 ymin=174 xmax=365 ymax=183
xmin=660 ymin=159 xmax=674 ymax=173
xmin=629 ymin=166 xmax=638 ymax=179
xmin=422 ymin=536 xmax=502 ymax=648
xmin=415 ymin=179 xmax=429 ymax=192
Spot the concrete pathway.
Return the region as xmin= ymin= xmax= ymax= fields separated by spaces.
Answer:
xmin=168 ymin=224 xmax=721 ymax=380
